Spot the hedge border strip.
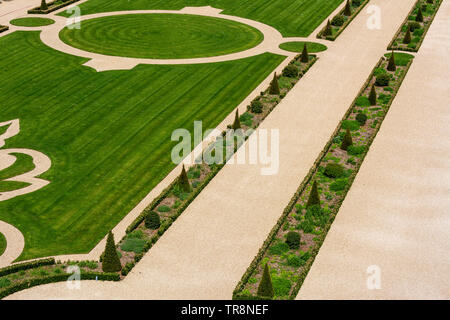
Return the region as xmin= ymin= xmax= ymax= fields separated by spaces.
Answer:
xmin=317 ymin=0 xmax=370 ymax=41
xmin=233 ymin=55 xmax=414 ymax=300
xmin=0 ymin=271 xmax=119 ymax=299
xmin=0 ymin=26 xmax=9 ymax=34
xmin=0 ymin=258 xmax=55 ymax=278
xmin=28 ymin=0 xmax=81 ymax=14
xmin=387 ymin=0 xmax=444 ymax=52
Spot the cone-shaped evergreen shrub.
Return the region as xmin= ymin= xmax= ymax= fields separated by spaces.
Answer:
xmin=269 ymin=73 xmax=280 ymax=95
xmin=306 ymin=180 xmax=320 ymax=208
xmin=178 ymin=164 xmax=191 ymax=193
xmin=344 ymin=0 xmax=352 ymax=16
xmin=369 ymin=84 xmax=377 ymax=105
xmin=387 ymin=51 xmax=396 ymax=71
xmin=340 ymin=128 xmax=353 ymax=151
xmin=286 ymin=231 xmax=301 ymax=249
xmin=102 ymin=231 xmax=122 ymax=272
xmin=232 ymin=109 xmax=242 ymax=130
xmin=301 ymin=43 xmax=309 ymax=63
xmin=403 ymin=27 xmax=412 ymax=44
xmin=323 ymin=20 xmax=332 ymax=37
xmin=145 ymin=211 xmax=160 ymax=229
xmin=415 ymin=7 xmax=424 ymax=22
xmin=40 ymin=0 xmax=48 ymax=10
xmin=257 ymin=264 xmax=274 ymax=298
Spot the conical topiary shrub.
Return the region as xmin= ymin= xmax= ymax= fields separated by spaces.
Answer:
xmin=415 ymin=7 xmax=424 ymax=22
xmin=232 ymin=109 xmax=241 ymax=131
xmin=306 ymin=180 xmax=320 ymax=208
xmin=340 ymin=128 xmax=353 ymax=151
xmin=102 ymin=231 xmax=122 ymax=272
xmin=387 ymin=51 xmax=396 ymax=71
xmin=40 ymin=0 xmax=48 ymax=10
xmin=344 ymin=0 xmax=352 ymax=16
xmin=323 ymin=19 xmax=332 ymax=37
xmin=403 ymin=27 xmax=412 ymax=44
xmin=269 ymin=73 xmax=280 ymax=95
xmin=369 ymin=84 xmax=377 ymax=105
xmin=178 ymin=164 xmax=191 ymax=193
xmin=301 ymin=43 xmax=309 ymax=63
xmin=145 ymin=211 xmax=160 ymax=229
xmin=257 ymin=264 xmax=274 ymax=299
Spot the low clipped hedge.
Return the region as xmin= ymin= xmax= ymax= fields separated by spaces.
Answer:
xmin=0 ymin=258 xmax=55 ymax=278
xmin=0 ymin=271 xmax=119 ymax=299
xmin=0 ymin=26 xmax=9 ymax=34
xmin=28 ymin=0 xmax=80 ymax=14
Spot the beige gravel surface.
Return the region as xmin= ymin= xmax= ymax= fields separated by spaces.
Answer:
xmin=6 ymin=0 xmax=419 ymax=299
xmin=297 ymin=0 xmax=450 ymax=300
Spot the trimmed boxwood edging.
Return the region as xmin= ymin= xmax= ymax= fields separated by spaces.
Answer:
xmin=387 ymin=0 xmax=443 ymax=52
xmin=0 ymin=258 xmax=55 ymax=278
xmin=317 ymin=0 xmax=370 ymax=41
xmin=28 ymin=0 xmax=81 ymax=14
xmin=233 ymin=55 xmax=414 ymax=300
xmin=0 ymin=26 xmax=9 ymax=34
xmin=0 ymin=271 xmax=119 ymax=299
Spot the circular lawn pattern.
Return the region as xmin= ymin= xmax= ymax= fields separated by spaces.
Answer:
xmin=0 ymin=232 xmax=6 ymax=257
xmin=279 ymin=41 xmax=327 ymax=53
xmin=10 ymin=17 xmax=55 ymax=27
xmin=59 ymin=13 xmax=264 ymax=59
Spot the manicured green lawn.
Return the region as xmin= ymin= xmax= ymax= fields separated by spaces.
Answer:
xmin=59 ymin=0 xmax=344 ymax=37
xmin=0 ymin=232 xmax=6 ymax=256
xmin=0 ymin=31 xmax=285 ymax=260
xmin=279 ymin=41 xmax=327 ymax=53
xmin=59 ymin=13 xmax=263 ymax=59
xmin=10 ymin=17 xmax=55 ymax=27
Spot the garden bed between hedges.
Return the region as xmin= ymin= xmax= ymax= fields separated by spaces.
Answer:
xmin=387 ymin=0 xmax=443 ymax=52
xmin=233 ymin=52 xmax=415 ymax=300
xmin=28 ymin=0 xmax=81 ymax=14
xmin=317 ymin=0 xmax=369 ymax=41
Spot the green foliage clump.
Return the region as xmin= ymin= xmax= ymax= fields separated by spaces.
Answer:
xmin=324 ymin=163 xmax=345 ymax=178
xmin=178 ymin=165 xmax=191 ymax=193
xmin=329 ymin=178 xmax=348 ymax=192
xmin=408 ymin=22 xmax=421 ymax=32
xmin=269 ymin=73 xmax=280 ymax=95
xmin=340 ymin=128 xmax=353 ymax=151
xmin=102 ymin=231 xmax=122 ymax=272
xmin=286 ymin=254 xmax=304 ymax=267
xmin=403 ymin=27 xmax=412 ymax=44
xmin=323 ymin=20 xmax=332 ymax=37
xmin=120 ymin=238 xmax=146 ymax=254
xmin=282 ymin=65 xmax=298 ymax=78
xmin=0 ymin=277 xmax=11 ymax=288
xmin=269 ymin=241 xmax=290 ymax=255
xmin=285 ymin=231 xmax=300 ymax=249
xmin=300 ymin=43 xmax=309 ymax=63
xmin=272 ymin=275 xmax=292 ymax=296
xmin=232 ymin=109 xmax=242 ymax=130
xmin=306 ymin=180 xmax=320 ymax=208
xmin=355 ymin=112 xmax=367 ymax=125
xmin=343 ymin=0 xmax=352 ymax=16
xmin=415 ymin=7 xmax=424 ymax=22
xmin=347 ymin=145 xmax=366 ymax=156
xmin=356 ymin=96 xmax=370 ymax=107
xmin=145 ymin=211 xmax=160 ymax=229
xmin=257 ymin=264 xmax=274 ymax=298
xmin=387 ymin=52 xmax=396 ymax=71
xmin=331 ymin=15 xmax=345 ymax=26
xmin=342 ymin=120 xmax=360 ymax=131
xmin=40 ymin=0 xmax=48 ymax=10
xmin=375 ymin=73 xmax=390 ymax=86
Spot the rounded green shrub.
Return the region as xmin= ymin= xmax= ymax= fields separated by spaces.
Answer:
xmin=331 ymin=15 xmax=345 ymax=26
xmin=282 ymin=65 xmax=298 ymax=78
xmin=145 ymin=211 xmax=161 ymax=229
xmin=408 ymin=22 xmax=421 ymax=32
xmin=375 ymin=74 xmax=390 ymax=86
xmin=324 ymin=163 xmax=345 ymax=178
xmin=355 ymin=113 xmax=368 ymax=125
xmin=249 ymin=100 xmax=263 ymax=113
xmin=285 ymin=231 xmax=300 ymax=249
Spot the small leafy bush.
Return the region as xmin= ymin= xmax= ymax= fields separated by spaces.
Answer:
xmin=329 ymin=179 xmax=348 ymax=191
xmin=347 ymin=145 xmax=366 ymax=156
xmin=375 ymin=74 xmax=390 ymax=86
xmin=342 ymin=120 xmax=360 ymax=131
xmin=331 ymin=15 xmax=345 ymax=26
xmin=145 ymin=211 xmax=161 ymax=229
xmin=408 ymin=22 xmax=421 ymax=32
xmin=249 ymin=100 xmax=263 ymax=114
xmin=157 ymin=205 xmax=170 ymax=212
xmin=286 ymin=254 xmax=304 ymax=267
xmin=272 ymin=275 xmax=292 ymax=296
xmin=269 ymin=241 xmax=290 ymax=255
xmin=355 ymin=113 xmax=367 ymax=125
xmin=282 ymin=65 xmax=298 ymax=78
xmin=324 ymin=163 xmax=345 ymax=178
xmin=285 ymin=231 xmax=300 ymax=249
xmin=355 ymin=96 xmax=370 ymax=107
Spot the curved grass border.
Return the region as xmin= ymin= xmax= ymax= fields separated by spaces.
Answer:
xmin=233 ymin=54 xmax=414 ymax=300
xmin=0 ymin=232 xmax=6 ymax=257
xmin=10 ymin=17 xmax=55 ymax=27
xmin=317 ymin=0 xmax=369 ymax=41
xmin=387 ymin=0 xmax=443 ymax=52
xmin=279 ymin=41 xmax=327 ymax=53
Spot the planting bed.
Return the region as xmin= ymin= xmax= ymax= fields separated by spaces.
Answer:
xmin=233 ymin=52 xmax=415 ymax=300
xmin=388 ymin=0 xmax=443 ymax=52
